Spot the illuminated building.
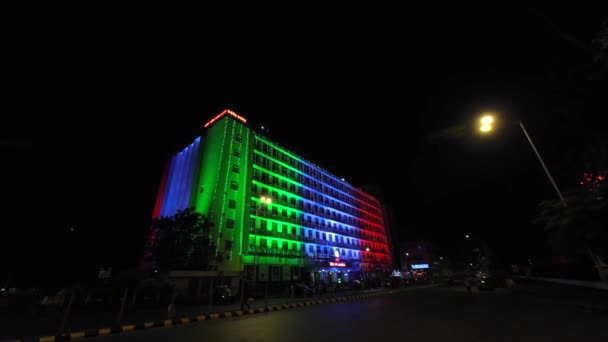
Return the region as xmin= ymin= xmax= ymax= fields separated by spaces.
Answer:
xmin=145 ymin=109 xmax=392 ymax=284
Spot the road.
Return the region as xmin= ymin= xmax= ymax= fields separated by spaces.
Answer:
xmin=87 ymin=283 xmax=607 ymax=342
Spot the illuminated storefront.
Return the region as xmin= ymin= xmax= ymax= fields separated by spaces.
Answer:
xmin=144 ymin=109 xmax=392 ymax=284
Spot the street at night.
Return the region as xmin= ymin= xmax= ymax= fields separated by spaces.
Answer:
xmin=2 ymin=5 xmax=606 ymax=342
xmin=86 ymin=283 xmax=607 ymax=342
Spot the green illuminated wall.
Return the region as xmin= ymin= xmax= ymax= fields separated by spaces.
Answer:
xmin=192 ymin=116 xmax=252 ymax=272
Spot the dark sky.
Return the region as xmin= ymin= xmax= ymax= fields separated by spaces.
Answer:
xmin=2 ymin=4 xmax=606 ymax=283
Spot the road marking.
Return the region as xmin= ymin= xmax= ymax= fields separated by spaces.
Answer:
xmin=121 ymin=325 xmax=134 ymax=332
xmin=69 ymin=331 xmax=85 ymax=339
xmin=98 ymin=328 xmax=111 ymax=335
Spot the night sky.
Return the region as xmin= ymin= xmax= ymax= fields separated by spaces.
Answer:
xmin=2 ymin=5 xmax=606 ymax=285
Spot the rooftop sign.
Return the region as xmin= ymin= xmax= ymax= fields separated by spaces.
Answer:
xmin=203 ymin=109 xmax=247 ymax=128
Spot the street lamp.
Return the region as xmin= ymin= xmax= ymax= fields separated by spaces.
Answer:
xmin=255 ymin=196 xmax=272 ymax=308
xmin=244 ymin=195 xmax=272 ymax=309
xmin=479 ymin=114 xmax=494 ymax=133
xmin=478 ymin=114 xmax=567 ymax=208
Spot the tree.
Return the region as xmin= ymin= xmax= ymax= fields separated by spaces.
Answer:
xmin=149 ymin=208 xmax=216 ymax=271
xmin=534 ymin=171 xmax=607 ymax=280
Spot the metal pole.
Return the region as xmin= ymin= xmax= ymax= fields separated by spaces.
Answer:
xmin=116 ymin=287 xmax=129 ymax=325
xmin=253 ymin=207 xmax=258 ymax=297
xmin=208 ymin=278 xmax=214 ymax=312
xmin=60 ymin=289 xmax=76 ymax=332
xmin=519 ymin=121 xmax=567 ymax=208
xmin=264 ymin=276 xmax=269 ymax=309
xmin=239 ymin=272 xmax=246 ymax=311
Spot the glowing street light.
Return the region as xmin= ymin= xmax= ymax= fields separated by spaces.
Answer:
xmin=476 ymin=113 xmax=567 ymax=208
xmin=479 ymin=114 xmax=494 ymax=133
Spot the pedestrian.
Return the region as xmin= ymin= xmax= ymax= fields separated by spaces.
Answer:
xmin=464 ymin=278 xmax=473 ymax=295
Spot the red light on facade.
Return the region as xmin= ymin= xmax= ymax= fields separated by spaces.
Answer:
xmin=598 ymin=176 xmax=605 ymax=181
xmin=329 ymin=262 xmax=346 ymax=267
xmin=203 ymin=109 xmax=247 ymax=128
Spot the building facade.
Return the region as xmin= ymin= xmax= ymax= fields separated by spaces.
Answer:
xmin=144 ymin=109 xmax=392 ymax=285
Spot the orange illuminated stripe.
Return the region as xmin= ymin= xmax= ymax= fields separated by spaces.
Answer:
xmin=204 ymin=109 xmax=247 ymax=128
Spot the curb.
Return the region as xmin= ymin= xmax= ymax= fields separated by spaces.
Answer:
xmin=2 ymin=286 xmax=434 ymax=342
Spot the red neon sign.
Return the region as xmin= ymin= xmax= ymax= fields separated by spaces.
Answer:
xmin=329 ymin=262 xmax=346 ymax=267
xmin=203 ymin=109 xmax=247 ymax=128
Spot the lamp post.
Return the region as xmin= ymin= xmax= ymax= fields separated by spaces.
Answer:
xmin=256 ymin=196 xmax=271 ymax=307
xmin=478 ymin=114 xmax=567 ymax=208
xmin=243 ymin=195 xmax=272 ymax=311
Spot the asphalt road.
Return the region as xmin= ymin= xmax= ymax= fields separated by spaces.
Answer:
xmin=87 ymin=284 xmax=608 ymax=342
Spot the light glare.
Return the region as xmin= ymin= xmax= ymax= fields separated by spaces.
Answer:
xmin=480 ymin=115 xmax=494 ymax=125
xmin=480 ymin=124 xmax=492 ymax=132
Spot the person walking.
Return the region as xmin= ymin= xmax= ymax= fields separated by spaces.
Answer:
xmin=464 ymin=277 xmax=473 ymax=295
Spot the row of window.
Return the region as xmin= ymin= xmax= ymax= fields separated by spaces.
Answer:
xmin=250 ymin=237 xmax=362 ymax=259
xmin=251 ymin=216 xmax=388 ymax=248
xmin=253 ymin=153 xmax=381 ymax=215
xmin=253 ymin=138 xmax=380 ymax=209
xmin=252 ymin=185 xmax=386 ymax=236
xmin=252 ymin=168 xmax=382 ymax=225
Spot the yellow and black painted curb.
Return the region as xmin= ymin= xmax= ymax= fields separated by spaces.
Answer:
xmin=2 ymin=287 xmax=428 ymax=342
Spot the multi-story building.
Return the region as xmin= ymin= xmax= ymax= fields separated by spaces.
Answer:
xmin=144 ymin=109 xmax=392 ymax=285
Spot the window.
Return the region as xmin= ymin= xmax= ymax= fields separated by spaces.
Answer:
xmin=228 ymin=199 xmax=236 ymax=209
xmin=231 ymin=181 xmax=238 ymax=190
xmin=226 ymin=219 xmax=235 ymax=229
xmin=235 ymin=134 xmax=242 ymax=142
xmin=234 ymin=149 xmax=240 ymax=157
xmin=232 ymin=165 xmax=240 ymax=173
xmin=224 ymin=240 xmax=233 ymax=251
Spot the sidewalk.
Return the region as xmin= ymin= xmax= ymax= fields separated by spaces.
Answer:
xmin=0 ymin=287 xmax=389 ymax=341
xmin=513 ymin=276 xmax=608 ymax=314
xmin=516 ymin=275 xmax=608 ymax=291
